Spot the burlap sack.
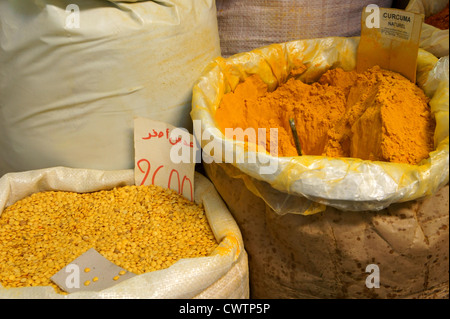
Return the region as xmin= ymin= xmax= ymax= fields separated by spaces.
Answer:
xmin=216 ymin=0 xmax=393 ymax=57
xmin=205 ymin=162 xmax=449 ymax=299
xmin=0 ymin=168 xmax=248 ymax=299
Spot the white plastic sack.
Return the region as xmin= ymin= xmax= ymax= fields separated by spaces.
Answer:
xmin=191 ymin=37 xmax=449 ymax=215
xmin=406 ymin=0 xmax=449 ymax=57
xmin=0 ymin=0 xmax=221 ymax=176
xmin=0 ymin=168 xmax=248 ymax=299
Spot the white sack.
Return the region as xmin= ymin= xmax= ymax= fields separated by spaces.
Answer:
xmin=216 ymin=0 xmax=393 ymax=57
xmin=0 ymin=0 xmax=221 ymax=176
xmin=0 ymin=168 xmax=248 ymax=299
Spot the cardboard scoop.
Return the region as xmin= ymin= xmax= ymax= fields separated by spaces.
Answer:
xmin=357 ymin=6 xmax=424 ymax=83
xmin=51 ymin=248 xmax=136 ymax=293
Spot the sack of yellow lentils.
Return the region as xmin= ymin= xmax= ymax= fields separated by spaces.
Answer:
xmin=0 ymin=167 xmax=248 ymax=299
xmin=216 ymin=0 xmax=394 ymax=57
xmin=191 ymin=37 xmax=449 ymax=298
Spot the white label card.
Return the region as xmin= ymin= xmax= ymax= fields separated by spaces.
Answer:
xmin=134 ymin=117 xmax=197 ymax=202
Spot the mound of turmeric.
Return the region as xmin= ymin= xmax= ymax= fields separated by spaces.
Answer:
xmin=215 ymin=66 xmax=435 ymax=165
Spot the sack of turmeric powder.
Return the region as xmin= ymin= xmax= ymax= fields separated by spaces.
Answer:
xmin=406 ymin=0 xmax=449 ymax=57
xmin=191 ymin=37 xmax=449 ymax=215
xmin=0 ymin=167 xmax=248 ymax=299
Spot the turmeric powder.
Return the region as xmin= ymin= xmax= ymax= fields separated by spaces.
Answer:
xmin=215 ymin=66 xmax=435 ymax=165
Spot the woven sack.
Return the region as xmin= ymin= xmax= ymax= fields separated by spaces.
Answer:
xmin=0 ymin=168 xmax=248 ymax=299
xmin=216 ymin=0 xmax=393 ymax=57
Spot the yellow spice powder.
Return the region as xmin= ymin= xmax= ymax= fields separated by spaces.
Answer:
xmin=215 ymin=66 xmax=435 ymax=165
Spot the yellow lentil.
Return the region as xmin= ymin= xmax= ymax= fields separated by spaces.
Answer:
xmin=92 ymin=277 xmax=99 ymax=282
xmin=0 ymin=184 xmax=218 ymax=293
xmin=113 ymin=276 xmax=120 ymax=281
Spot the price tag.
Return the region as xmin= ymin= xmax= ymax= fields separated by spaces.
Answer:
xmin=357 ymin=6 xmax=424 ymax=83
xmin=133 ymin=117 xmax=197 ymax=202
